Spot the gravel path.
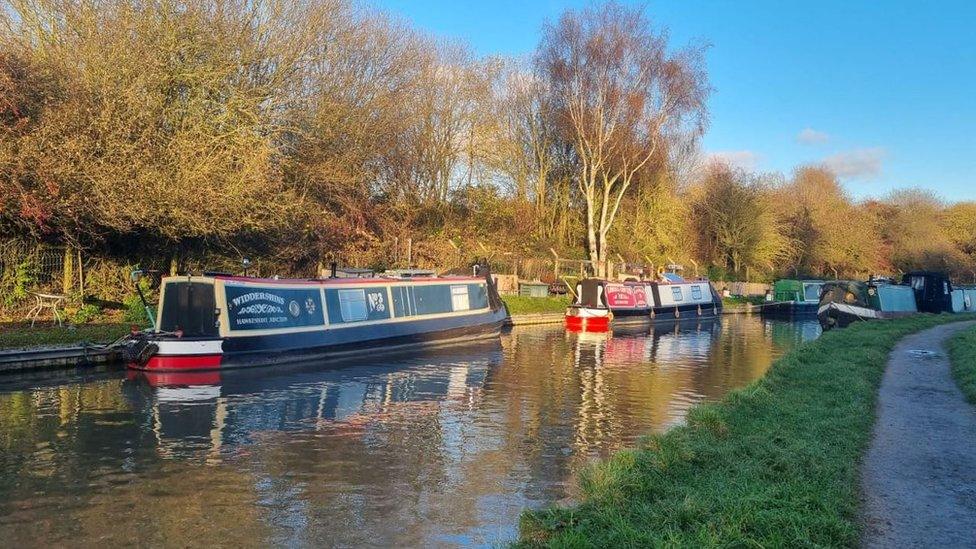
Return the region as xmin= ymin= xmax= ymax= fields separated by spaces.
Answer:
xmin=861 ymin=320 xmax=976 ymax=548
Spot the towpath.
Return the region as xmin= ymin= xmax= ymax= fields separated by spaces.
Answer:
xmin=861 ymin=320 xmax=976 ymax=548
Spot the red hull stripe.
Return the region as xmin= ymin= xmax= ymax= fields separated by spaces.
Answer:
xmin=565 ymin=316 xmax=610 ymax=332
xmin=138 ymin=354 xmax=223 ymax=372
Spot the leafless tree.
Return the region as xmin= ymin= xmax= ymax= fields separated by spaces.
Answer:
xmin=536 ymin=1 xmax=708 ymax=276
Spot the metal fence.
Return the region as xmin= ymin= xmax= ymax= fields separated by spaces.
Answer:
xmin=0 ymin=243 xmax=81 ymax=314
xmin=0 ymin=238 xmax=775 ymax=319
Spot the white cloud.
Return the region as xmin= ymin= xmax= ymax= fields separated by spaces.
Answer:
xmin=822 ymin=147 xmax=886 ymax=179
xmin=797 ymin=128 xmax=829 ymax=145
xmin=706 ymin=150 xmax=760 ymax=171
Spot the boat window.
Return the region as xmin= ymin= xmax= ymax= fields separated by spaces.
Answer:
xmin=337 ymin=289 xmax=368 ymax=322
xmin=414 ymin=284 xmax=454 ymax=315
xmin=691 ymin=285 xmax=703 ymax=300
xmin=451 ymin=285 xmax=470 ymax=311
xmin=671 ymin=287 xmax=683 ymax=302
xmin=392 ymin=286 xmax=412 ymax=317
xmin=803 ymin=284 xmax=822 ymax=302
xmin=467 ymin=284 xmax=489 ymax=309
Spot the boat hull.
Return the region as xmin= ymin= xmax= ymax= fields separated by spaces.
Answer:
xmin=816 ymin=302 xmax=915 ymax=331
xmin=610 ymin=302 xmax=722 ymax=323
xmin=130 ymin=304 xmax=508 ymax=372
xmin=566 ymin=302 xmax=722 ymax=327
xmin=760 ymin=300 xmax=818 ymax=318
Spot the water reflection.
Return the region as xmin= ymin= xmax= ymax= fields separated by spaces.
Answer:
xmin=0 ymin=315 xmax=819 ymax=547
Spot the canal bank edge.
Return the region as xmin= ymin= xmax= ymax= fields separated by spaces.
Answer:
xmin=516 ymin=313 xmax=976 ymax=547
xmin=948 ymin=326 xmax=976 ymax=405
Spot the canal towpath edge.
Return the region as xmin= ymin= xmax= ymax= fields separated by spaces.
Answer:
xmin=860 ymin=320 xmax=976 ymax=548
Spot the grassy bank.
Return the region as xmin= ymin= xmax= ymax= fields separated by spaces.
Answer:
xmin=948 ymin=326 xmax=976 ymax=405
xmin=518 ymin=314 xmax=976 ymax=547
xmin=722 ymin=295 xmax=765 ymax=307
xmin=502 ymin=295 xmax=570 ymax=316
xmin=0 ymin=323 xmax=133 ymax=351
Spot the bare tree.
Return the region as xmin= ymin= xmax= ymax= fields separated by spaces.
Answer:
xmin=536 ymin=1 xmax=707 ymax=276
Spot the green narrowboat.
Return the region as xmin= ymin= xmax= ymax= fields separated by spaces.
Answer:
xmin=759 ymin=279 xmax=825 ymax=317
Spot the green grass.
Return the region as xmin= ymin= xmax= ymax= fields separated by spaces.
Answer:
xmin=518 ymin=314 xmax=976 ymax=547
xmin=502 ymin=295 xmax=571 ymax=316
xmin=948 ymin=326 xmax=976 ymax=405
xmin=0 ymin=323 xmax=134 ymax=350
xmin=722 ymin=295 xmax=766 ymax=307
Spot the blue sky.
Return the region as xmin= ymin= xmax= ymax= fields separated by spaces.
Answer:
xmin=373 ymin=0 xmax=975 ymax=201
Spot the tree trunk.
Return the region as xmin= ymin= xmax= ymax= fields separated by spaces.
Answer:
xmin=584 ymin=183 xmax=600 ymax=277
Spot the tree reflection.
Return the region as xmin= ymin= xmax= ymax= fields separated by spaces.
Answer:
xmin=0 ymin=317 xmax=818 ymax=546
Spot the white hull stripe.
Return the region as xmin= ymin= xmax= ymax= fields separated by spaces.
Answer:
xmin=155 ymin=340 xmax=224 ymax=355
xmin=568 ymin=307 xmax=611 ymax=318
xmin=817 ymin=302 xmax=883 ymax=319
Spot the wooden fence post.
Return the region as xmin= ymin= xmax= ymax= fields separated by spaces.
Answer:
xmin=77 ymin=248 xmax=84 ymax=298
xmin=62 ymin=247 xmax=74 ymax=296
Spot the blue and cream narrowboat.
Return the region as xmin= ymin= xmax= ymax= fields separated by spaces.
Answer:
xmin=124 ymin=265 xmax=508 ymax=372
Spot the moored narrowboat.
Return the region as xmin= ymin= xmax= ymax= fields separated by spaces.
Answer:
xmin=566 ymin=274 xmax=722 ymax=330
xmin=817 ymin=271 xmax=956 ymax=330
xmin=760 ymin=279 xmax=824 ymax=317
xmin=123 ymin=264 xmax=508 ymax=372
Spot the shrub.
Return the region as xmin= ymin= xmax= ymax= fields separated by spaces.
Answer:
xmin=69 ymin=303 xmax=102 ymax=324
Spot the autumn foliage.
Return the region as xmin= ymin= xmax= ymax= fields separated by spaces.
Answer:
xmin=1 ymin=0 xmax=973 ymax=282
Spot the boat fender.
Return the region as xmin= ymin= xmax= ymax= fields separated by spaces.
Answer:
xmin=122 ymin=339 xmax=158 ymax=365
xmin=650 ymin=308 xmax=655 ymax=319
xmin=674 ymin=306 xmax=680 ymax=319
xmin=697 ymin=305 xmax=702 ymax=316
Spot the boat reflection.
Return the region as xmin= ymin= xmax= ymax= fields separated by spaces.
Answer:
xmin=124 ymin=341 xmax=503 ymax=460
xmin=0 ymin=316 xmax=819 ymax=547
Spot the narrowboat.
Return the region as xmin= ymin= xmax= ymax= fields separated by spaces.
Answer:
xmin=122 ymin=264 xmax=508 ymax=372
xmin=952 ymin=286 xmax=976 ymax=313
xmin=760 ymin=279 xmax=824 ymax=317
xmin=565 ymin=275 xmax=722 ymax=330
xmin=817 ymin=271 xmax=956 ymax=330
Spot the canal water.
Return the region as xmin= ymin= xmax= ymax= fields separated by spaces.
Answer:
xmin=0 ymin=315 xmax=819 ymax=547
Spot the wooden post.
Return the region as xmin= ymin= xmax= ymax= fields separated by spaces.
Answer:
xmin=77 ymin=248 xmax=84 ymax=298
xmin=62 ymin=247 xmax=73 ymax=296
xmin=406 ymin=238 xmax=412 ymax=268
